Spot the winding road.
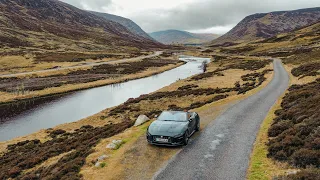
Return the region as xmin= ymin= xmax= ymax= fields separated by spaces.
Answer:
xmin=154 ymin=59 xmax=289 ymax=180
xmin=0 ymin=51 xmax=162 ymax=78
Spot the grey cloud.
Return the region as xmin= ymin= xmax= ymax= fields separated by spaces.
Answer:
xmin=132 ymin=0 xmax=320 ymax=32
xmin=60 ymin=0 xmax=320 ymax=33
xmin=60 ymin=0 xmax=112 ymax=11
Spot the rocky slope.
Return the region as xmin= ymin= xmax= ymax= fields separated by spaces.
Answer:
xmin=149 ymin=30 xmax=219 ymax=44
xmin=0 ymin=0 xmax=162 ymax=52
xmin=211 ymin=7 xmax=320 ymax=45
xmin=89 ymin=11 xmax=153 ymax=40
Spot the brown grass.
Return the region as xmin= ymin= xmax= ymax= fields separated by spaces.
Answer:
xmin=0 ymin=51 xmax=152 ymax=75
xmin=283 ymin=64 xmax=320 ymax=85
xmin=79 ymin=62 xmax=274 ymax=180
xmin=0 ymin=56 xmax=34 ymax=73
xmin=0 ymin=57 xmax=275 ymax=179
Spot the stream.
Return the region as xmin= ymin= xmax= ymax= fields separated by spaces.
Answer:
xmin=0 ymin=56 xmax=210 ymax=141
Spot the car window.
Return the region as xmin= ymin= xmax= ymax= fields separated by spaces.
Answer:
xmin=157 ymin=111 xmax=187 ymax=122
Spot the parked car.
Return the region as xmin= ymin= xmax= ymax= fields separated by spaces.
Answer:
xmin=146 ymin=111 xmax=200 ymax=146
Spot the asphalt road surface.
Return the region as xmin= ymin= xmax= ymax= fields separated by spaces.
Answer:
xmin=0 ymin=51 xmax=162 ymax=78
xmin=154 ymin=59 xmax=289 ymax=180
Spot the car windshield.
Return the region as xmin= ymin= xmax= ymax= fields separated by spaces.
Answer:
xmin=157 ymin=111 xmax=188 ymax=122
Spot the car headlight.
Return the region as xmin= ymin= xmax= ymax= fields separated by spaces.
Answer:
xmin=146 ymin=130 xmax=151 ymax=136
xmin=173 ymin=133 xmax=184 ymax=138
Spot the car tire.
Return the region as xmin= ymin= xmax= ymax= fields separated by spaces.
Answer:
xmin=195 ymin=120 xmax=200 ymax=131
xmin=183 ymin=131 xmax=189 ymax=145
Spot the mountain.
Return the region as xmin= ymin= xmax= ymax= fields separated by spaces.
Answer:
xmin=149 ymin=30 xmax=219 ymax=44
xmin=213 ymin=21 xmax=320 ymax=59
xmin=89 ymin=11 xmax=153 ymax=40
xmin=211 ymin=7 xmax=320 ymax=45
xmin=0 ymin=0 xmax=162 ymax=51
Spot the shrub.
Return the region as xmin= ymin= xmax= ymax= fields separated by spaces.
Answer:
xmin=177 ymin=84 xmax=199 ymax=91
xmin=0 ymin=120 xmax=133 ymax=179
xmin=291 ymin=62 xmax=320 ymax=78
xmin=276 ymin=168 xmax=320 ymax=180
xmin=49 ymin=129 xmax=66 ymax=138
xmin=291 ymin=149 xmax=320 ymax=168
xmin=8 ymin=167 xmax=21 ymax=178
xmin=268 ymin=120 xmax=294 ymax=137
xmin=267 ymin=79 xmax=320 ymax=175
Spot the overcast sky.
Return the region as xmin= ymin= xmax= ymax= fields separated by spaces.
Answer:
xmin=61 ymin=0 xmax=320 ymax=34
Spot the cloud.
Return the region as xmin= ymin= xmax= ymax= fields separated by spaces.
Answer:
xmin=188 ymin=25 xmax=236 ymax=35
xmin=60 ymin=0 xmax=320 ymax=34
xmin=130 ymin=0 xmax=320 ymax=33
xmin=60 ymin=0 xmax=112 ymax=11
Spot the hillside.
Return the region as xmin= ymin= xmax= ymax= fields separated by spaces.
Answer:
xmin=0 ymin=0 xmax=162 ymax=53
xmin=149 ymin=30 xmax=219 ymax=44
xmin=214 ymin=22 xmax=320 ymax=57
xmin=89 ymin=11 xmax=153 ymax=40
xmin=211 ymin=7 xmax=320 ymax=45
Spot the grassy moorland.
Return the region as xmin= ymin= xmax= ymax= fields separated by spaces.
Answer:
xmin=0 ymin=50 xmax=151 ymax=75
xmin=1 ymin=20 xmax=318 ymax=178
xmin=0 ymin=54 xmax=274 ymax=179
xmin=246 ymin=23 xmax=320 ymax=179
xmin=0 ymin=52 xmax=184 ymax=104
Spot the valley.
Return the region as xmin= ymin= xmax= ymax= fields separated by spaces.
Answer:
xmin=0 ymin=1 xmax=319 ymax=180
xmin=0 ymin=56 xmax=207 ymax=141
xmin=0 ymin=53 xmax=275 ymax=179
xmin=0 ymin=51 xmax=185 ymax=103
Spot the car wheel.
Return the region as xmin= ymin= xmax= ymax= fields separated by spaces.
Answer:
xmin=183 ymin=131 xmax=189 ymax=145
xmin=195 ymin=120 xmax=200 ymax=131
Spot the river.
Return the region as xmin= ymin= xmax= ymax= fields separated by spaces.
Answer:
xmin=0 ymin=56 xmax=210 ymax=141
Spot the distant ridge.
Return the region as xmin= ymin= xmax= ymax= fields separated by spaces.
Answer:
xmin=149 ymin=30 xmax=219 ymax=45
xmin=210 ymin=7 xmax=320 ymax=45
xmin=89 ymin=11 xmax=154 ymax=40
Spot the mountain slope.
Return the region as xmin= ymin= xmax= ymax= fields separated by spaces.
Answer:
xmin=149 ymin=30 xmax=219 ymax=44
xmin=213 ymin=22 xmax=320 ymax=59
xmin=89 ymin=11 xmax=153 ymax=40
xmin=0 ymin=0 xmax=162 ymax=51
xmin=211 ymin=7 xmax=320 ymax=45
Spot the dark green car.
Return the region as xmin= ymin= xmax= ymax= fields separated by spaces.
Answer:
xmin=146 ymin=111 xmax=200 ymax=146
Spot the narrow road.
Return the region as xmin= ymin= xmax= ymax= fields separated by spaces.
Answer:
xmin=0 ymin=51 xmax=162 ymax=78
xmin=154 ymin=59 xmax=289 ymax=180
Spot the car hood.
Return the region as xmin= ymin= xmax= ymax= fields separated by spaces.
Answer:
xmin=148 ymin=120 xmax=188 ymax=137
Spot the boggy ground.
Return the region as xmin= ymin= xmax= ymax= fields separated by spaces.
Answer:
xmin=0 ymin=54 xmax=183 ymax=104
xmin=0 ymin=57 xmax=274 ymax=179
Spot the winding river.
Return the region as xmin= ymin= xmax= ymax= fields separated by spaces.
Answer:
xmin=0 ymin=56 xmax=210 ymax=141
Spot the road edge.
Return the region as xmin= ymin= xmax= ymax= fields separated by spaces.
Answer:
xmin=247 ymin=60 xmax=292 ymax=179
